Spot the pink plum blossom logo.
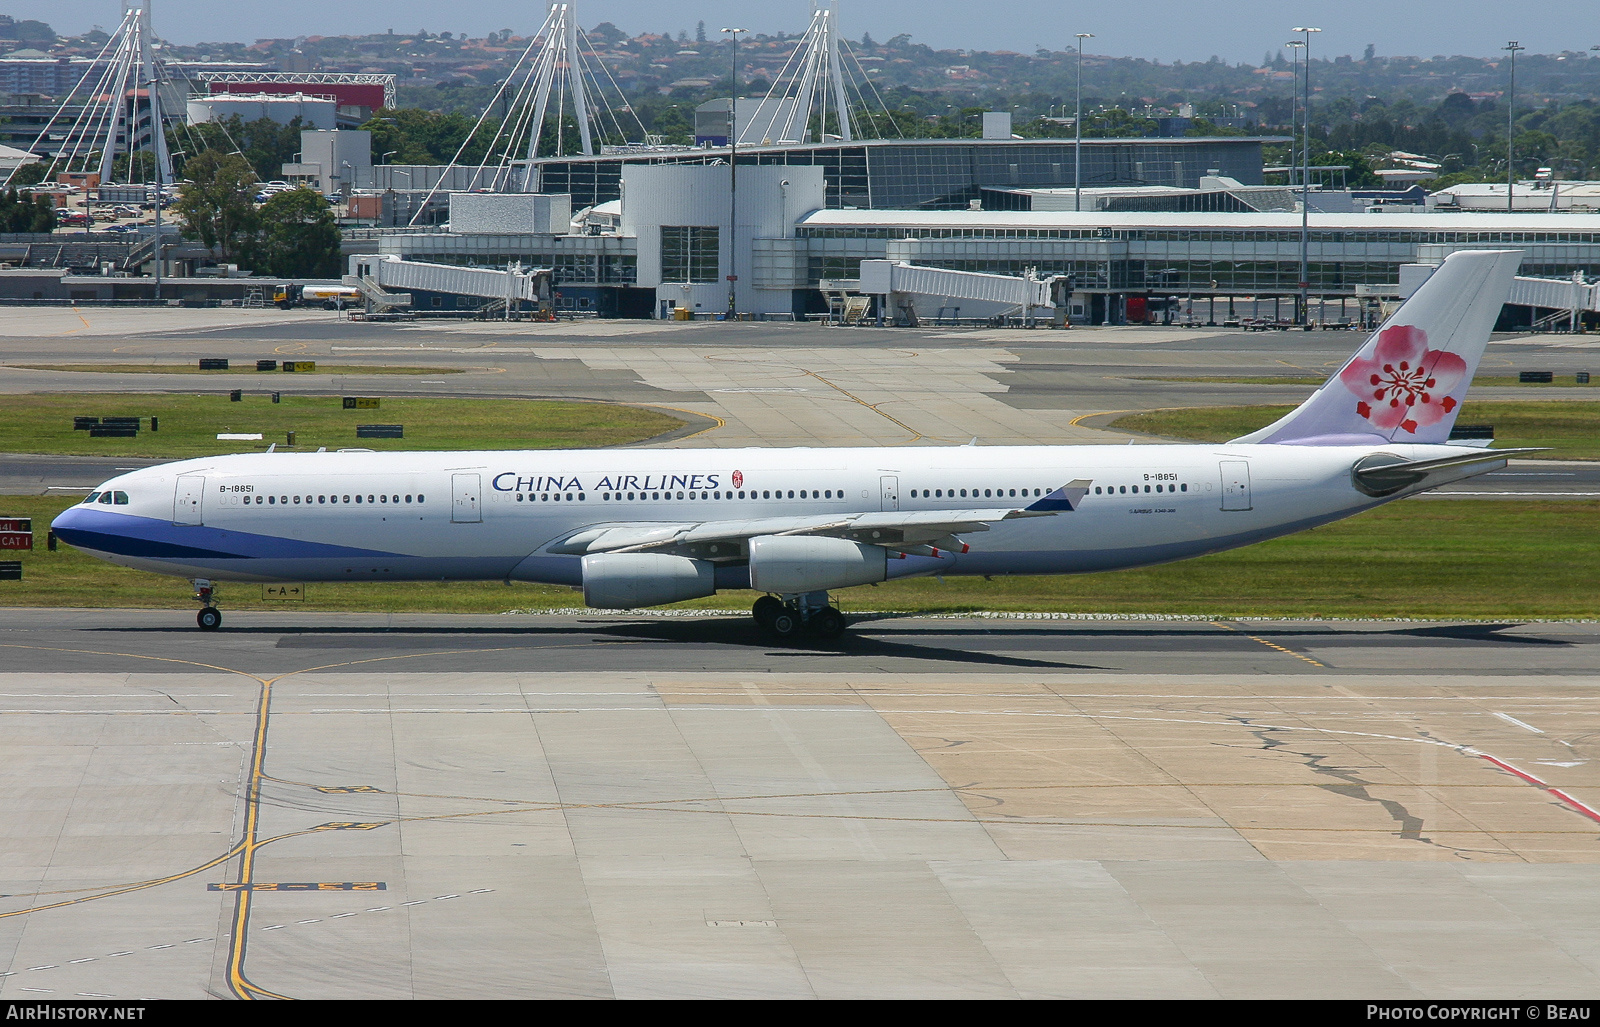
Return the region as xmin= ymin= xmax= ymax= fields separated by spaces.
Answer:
xmin=731 ymin=470 xmax=744 ymax=488
xmin=1338 ymin=325 xmax=1467 ymax=435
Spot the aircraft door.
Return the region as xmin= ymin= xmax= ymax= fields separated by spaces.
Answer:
xmin=452 ymin=473 xmax=482 ymax=523
xmin=879 ymin=475 xmax=899 ymax=511
xmin=173 ymin=475 xmax=205 ymax=525
xmin=1219 ymin=460 xmax=1252 ymax=511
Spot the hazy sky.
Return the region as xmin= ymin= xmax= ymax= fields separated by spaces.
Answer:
xmin=17 ymin=1 xmax=1597 ymax=64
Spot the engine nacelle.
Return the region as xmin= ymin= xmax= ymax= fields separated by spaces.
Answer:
xmin=581 ymin=553 xmax=716 ymax=609
xmin=747 ymin=535 xmax=887 ymax=594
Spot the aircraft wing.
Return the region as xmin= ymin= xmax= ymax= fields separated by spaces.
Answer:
xmin=546 ymin=480 xmax=1093 ymax=558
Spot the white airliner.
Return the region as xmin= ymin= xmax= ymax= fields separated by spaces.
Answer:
xmin=54 ymin=250 xmax=1529 ymax=636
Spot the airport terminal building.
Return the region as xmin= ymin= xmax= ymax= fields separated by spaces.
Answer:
xmin=361 ymin=160 xmax=1600 ymax=322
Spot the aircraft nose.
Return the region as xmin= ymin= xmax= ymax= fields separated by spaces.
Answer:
xmin=51 ymin=502 xmax=101 ymax=547
xmin=51 ymin=504 xmax=88 ymax=532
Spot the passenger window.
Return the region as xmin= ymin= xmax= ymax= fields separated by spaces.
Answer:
xmin=405 ymin=495 xmax=412 ymax=503
xmin=417 ymin=495 xmax=424 ymax=503
xmin=380 ymin=495 xmax=387 ymax=504
xmin=293 ymin=496 xmax=301 ymax=504
xmin=1181 ymin=483 xmax=1188 ymax=492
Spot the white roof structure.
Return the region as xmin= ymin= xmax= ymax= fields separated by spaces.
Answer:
xmin=0 ymin=142 xmax=39 ymax=169
xmin=798 ymin=208 xmax=1600 ymax=231
xmin=1430 ymin=181 xmax=1600 ymax=212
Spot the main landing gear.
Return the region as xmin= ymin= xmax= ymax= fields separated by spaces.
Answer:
xmin=752 ymin=592 xmax=847 ymax=640
xmin=193 ymin=579 xmax=222 ymax=631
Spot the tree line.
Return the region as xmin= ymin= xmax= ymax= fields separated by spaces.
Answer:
xmin=173 ymin=153 xmax=341 ymax=277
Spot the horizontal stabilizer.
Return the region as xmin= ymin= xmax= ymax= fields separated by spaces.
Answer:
xmin=1351 ymin=447 xmax=1544 ymax=497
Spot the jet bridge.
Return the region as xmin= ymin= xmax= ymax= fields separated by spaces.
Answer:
xmin=348 ymin=254 xmax=553 ymax=316
xmin=858 ymin=259 xmax=1067 ymax=326
xmin=1407 ymin=263 xmax=1600 ymax=330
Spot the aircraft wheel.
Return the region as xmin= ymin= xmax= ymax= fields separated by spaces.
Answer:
xmin=809 ymin=607 xmax=846 ymax=639
xmin=752 ymin=596 xmax=783 ymax=629
xmin=767 ymin=609 xmax=800 ymax=639
xmin=197 ymin=607 xmax=222 ymax=631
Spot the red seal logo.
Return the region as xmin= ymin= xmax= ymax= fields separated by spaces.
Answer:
xmin=731 ymin=470 xmax=744 ymax=488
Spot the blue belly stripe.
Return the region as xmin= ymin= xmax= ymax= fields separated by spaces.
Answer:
xmin=51 ymin=508 xmax=407 ymax=562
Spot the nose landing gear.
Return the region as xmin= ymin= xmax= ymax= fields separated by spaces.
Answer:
xmin=752 ymin=591 xmax=847 ymax=640
xmin=193 ymin=579 xmax=222 ymax=631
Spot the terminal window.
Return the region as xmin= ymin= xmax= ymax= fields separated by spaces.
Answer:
xmin=661 ymin=226 xmax=720 ymax=284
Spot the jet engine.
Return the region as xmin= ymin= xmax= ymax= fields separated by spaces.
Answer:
xmin=747 ymin=535 xmax=887 ymax=594
xmin=581 ymin=553 xmax=716 ymax=609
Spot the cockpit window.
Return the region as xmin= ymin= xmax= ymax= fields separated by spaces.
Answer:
xmin=113 ymin=492 xmax=129 ymax=505
xmin=84 ymin=492 xmax=100 ymax=504
xmin=98 ymin=492 xmax=114 ymax=504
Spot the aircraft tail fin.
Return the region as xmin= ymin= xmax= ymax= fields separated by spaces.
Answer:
xmin=1232 ymin=249 xmax=1522 ymax=446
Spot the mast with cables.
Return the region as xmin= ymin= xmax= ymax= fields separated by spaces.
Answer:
xmin=411 ymin=2 xmax=651 ymax=222
xmin=7 ymin=4 xmax=174 ymax=190
xmin=736 ymin=2 xmax=897 ymax=147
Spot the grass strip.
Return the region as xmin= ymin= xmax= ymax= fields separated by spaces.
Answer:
xmin=1110 ymin=400 xmax=1600 ymax=460
xmin=0 ymin=393 xmax=683 ymax=458
xmin=3 ymin=495 xmax=1594 ymax=619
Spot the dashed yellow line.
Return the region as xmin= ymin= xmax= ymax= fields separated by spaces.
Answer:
xmin=1210 ymin=621 xmax=1326 ymax=667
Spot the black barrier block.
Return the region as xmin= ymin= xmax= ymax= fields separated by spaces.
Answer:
xmin=1449 ymin=424 xmax=1495 ymax=440
xmin=73 ymin=417 xmax=99 ymax=430
xmin=272 ymin=392 xmax=281 ymax=403
xmin=230 ymin=390 xmax=242 ymax=402
xmin=1519 ymin=370 xmax=1554 ymax=383
xmin=89 ymin=426 xmax=138 ymax=438
xmin=257 ymin=360 xmax=278 ymax=371
xmin=0 ymin=561 xmax=20 ymax=581
xmin=101 ymin=416 xmax=140 ymax=427
xmin=199 ymin=358 xmax=229 ymax=370
xmin=356 ymin=425 xmax=403 ymax=439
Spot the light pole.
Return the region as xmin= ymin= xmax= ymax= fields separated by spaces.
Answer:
xmin=1074 ymin=33 xmax=1093 ymax=212
xmin=1504 ymin=41 xmax=1525 ymax=213
xmin=1292 ymin=26 xmax=1320 ymax=328
xmin=720 ymin=26 xmax=747 ymax=319
xmin=1285 ymin=41 xmax=1303 ymax=187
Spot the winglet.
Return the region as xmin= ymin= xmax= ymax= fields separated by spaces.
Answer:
xmin=1026 ymin=479 xmax=1093 ymax=512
